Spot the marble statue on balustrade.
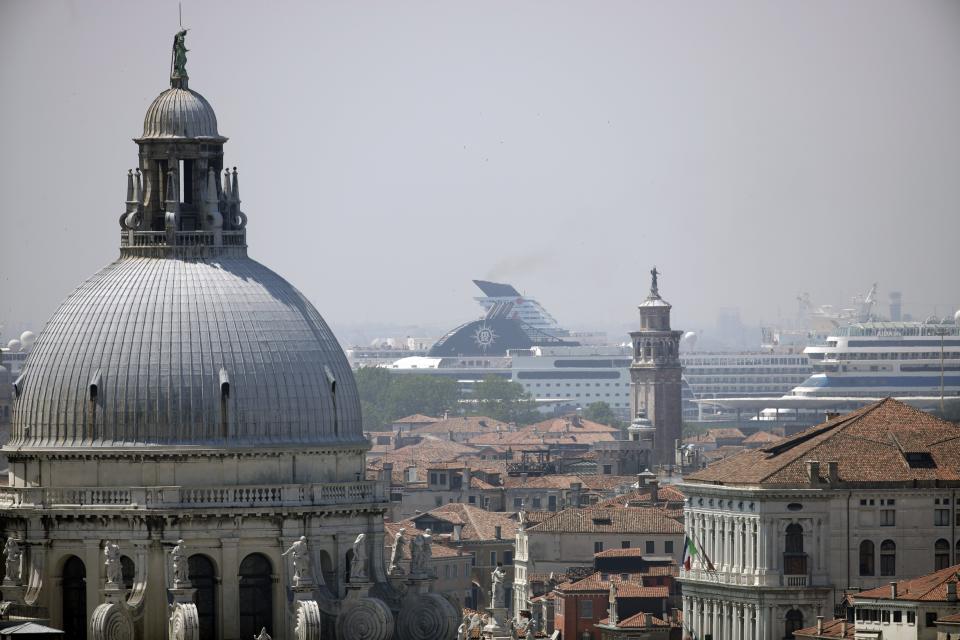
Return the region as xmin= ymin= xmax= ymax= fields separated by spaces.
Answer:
xmin=457 ymin=616 xmax=469 ymax=640
xmin=254 ymin=628 xmax=271 ymax=640
xmin=3 ymin=537 xmax=20 ymax=585
xmin=104 ymin=540 xmax=122 ymax=587
xmin=282 ymin=536 xmax=312 ymax=587
xmin=350 ymin=533 xmax=368 ymax=580
xmin=171 ymin=539 xmax=189 ymax=587
xmin=389 ymin=528 xmax=406 ymax=575
xmin=410 ymin=529 xmax=433 ymax=577
xmin=490 ymin=563 xmax=506 ymax=609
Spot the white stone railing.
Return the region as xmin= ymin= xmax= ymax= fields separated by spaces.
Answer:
xmin=0 ymin=481 xmax=383 ymax=510
xmin=783 ymin=574 xmax=808 ymax=587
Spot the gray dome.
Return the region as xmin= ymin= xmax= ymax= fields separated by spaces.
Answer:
xmin=11 ymin=256 xmax=362 ymax=449
xmin=142 ymin=87 xmax=221 ymax=139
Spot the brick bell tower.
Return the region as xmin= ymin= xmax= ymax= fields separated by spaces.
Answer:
xmin=629 ymin=267 xmax=683 ymax=470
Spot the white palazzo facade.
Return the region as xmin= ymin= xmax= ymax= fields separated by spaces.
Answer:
xmin=678 ymin=400 xmax=960 ymax=640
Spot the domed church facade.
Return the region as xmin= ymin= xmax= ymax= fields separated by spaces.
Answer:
xmin=0 ymin=34 xmax=457 ymax=640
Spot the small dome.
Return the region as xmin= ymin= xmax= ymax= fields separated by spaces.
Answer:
xmin=142 ymin=87 xmax=221 ymax=139
xmin=628 ymin=413 xmax=655 ymax=433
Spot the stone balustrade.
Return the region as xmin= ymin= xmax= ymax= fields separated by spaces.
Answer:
xmin=0 ymin=481 xmax=383 ymax=510
xmin=120 ymin=229 xmax=246 ymax=257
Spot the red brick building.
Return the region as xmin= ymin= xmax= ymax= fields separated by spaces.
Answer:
xmin=554 ymin=573 xmax=670 ymax=640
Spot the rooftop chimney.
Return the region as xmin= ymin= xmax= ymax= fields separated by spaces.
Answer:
xmin=949 ymin=580 xmax=957 ymax=602
xmin=890 ymin=582 xmax=898 ymax=599
xmin=827 ymin=461 xmax=839 ymax=485
xmin=453 ymin=524 xmax=463 ymax=543
xmin=841 ymin=621 xmax=848 ymax=637
xmin=806 ymin=460 xmax=820 ymax=485
xmin=816 ymin=616 xmax=823 ymax=635
xmin=649 ymin=479 xmax=659 ymax=503
xmin=495 ymin=525 xmax=502 ymax=540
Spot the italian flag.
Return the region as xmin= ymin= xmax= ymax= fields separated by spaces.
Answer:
xmin=683 ymin=536 xmax=697 ymax=570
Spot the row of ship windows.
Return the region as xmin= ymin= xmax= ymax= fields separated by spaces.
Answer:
xmin=683 ymin=367 xmax=809 ymax=374
xmin=522 ymin=382 xmax=626 ymax=387
xmin=680 ymin=358 xmax=807 ymax=366
xmin=686 ymin=378 xmax=805 ymax=384
xmin=813 ymin=351 xmax=960 ymax=361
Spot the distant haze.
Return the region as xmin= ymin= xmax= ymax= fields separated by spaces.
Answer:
xmin=1 ymin=1 xmax=958 ymax=343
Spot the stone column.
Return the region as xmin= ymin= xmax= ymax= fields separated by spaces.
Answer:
xmin=734 ymin=518 xmax=743 ymax=572
xmin=732 ymin=603 xmax=740 ymax=640
xmin=745 ymin=520 xmax=754 ymax=574
xmin=711 ymin=601 xmax=718 ymax=639
xmin=221 ymin=538 xmax=240 ymax=640
xmin=741 ymin=518 xmax=748 ymax=572
xmin=691 ymin=597 xmax=700 ymax=638
xmin=84 ymin=538 xmax=101 ymax=625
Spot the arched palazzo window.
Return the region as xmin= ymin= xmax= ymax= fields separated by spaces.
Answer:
xmin=783 ymin=524 xmax=807 ymax=575
xmin=785 ymin=609 xmax=804 ymax=639
xmin=859 ymin=540 xmax=875 ymax=576
xmin=190 ymin=555 xmax=217 ymax=640
xmin=239 ymin=553 xmax=273 ymax=640
xmin=880 ymin=540 xmax=896 ymax=577
xmin=936 ymin=539 xmax=950 ymax=570
xmin=62 ymin=556 xmax=87 ymax=640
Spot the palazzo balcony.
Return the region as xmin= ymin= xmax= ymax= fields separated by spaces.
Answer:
xmin=0 ymin=481 xmax=384 ymax=511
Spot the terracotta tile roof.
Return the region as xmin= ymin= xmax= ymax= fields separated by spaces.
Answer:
xmin=706 ymin=428 xmax=745 ymax=439
xmin=593 ymin=485 xmax=686 ymax=509
xmin=407 ymin=503 xmax=517 ymax=541
xmin=793 ymin=618 xmax=853 ymax=639
xmin=937 ymin=612 xmax=960 ymax=624
xmin=599 ymin=612 xmax=670 ymax=629
xmin=856 ymin=562 xmax=960 ymax=602
xmin=377 ymin=439 xmax=481 ymax=468
xmin=557 ymin=572 xmax=669 ymax=598
xmin=686 ymin=399 xmax=960 ymax=487
xmin=594 ymin=548 xmax=648 ymax=558
xmin=382 ymin=522 xmax=461 ymax=558
xmin=468 ymin=430 xmax=617 ymax=447
xmin=410 ymin=416 xmax=511 ymax=435
xmin=394 ymin=414 xmax=438 ymax=424
xmin=527 ymin=507 xmax=684 ymax=535
xmin=702 ymin=445 xmax=745 ymax=461
xmin=743 ymin=430 xmax=783 ymax=444
xmin=530 ymin=416 xmax=621 ymax=434
xmin=575 ymin=475 xmax=639 ymax=491
xmin=502 ymin=475 xmax=580 ymax=490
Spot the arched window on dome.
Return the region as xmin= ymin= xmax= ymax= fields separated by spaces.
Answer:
xmin=880 ymin=540 xmax=896 ymax=577
xmin=859 ymin=540 xmax=875 ymax=576
xmin=239 ymin=553 xmax=273 ymax=640
xmin=190 ymin=555 xmax=217 ymax=640
xmin=61 ymin=555 xmax=87 ymax=640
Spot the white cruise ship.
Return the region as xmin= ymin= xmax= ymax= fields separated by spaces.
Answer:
xmin=694 ymin=316 xmax=960 ymax=421
xmin=472 ymin=280 xmax=568 ymax=335
xmin=793 ymin=319 xmax=960 ymax=399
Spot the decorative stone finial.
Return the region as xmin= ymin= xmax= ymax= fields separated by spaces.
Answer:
xmin=170 ymin=29 xmax=189 ymax=89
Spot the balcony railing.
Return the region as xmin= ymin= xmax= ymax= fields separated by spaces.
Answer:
xmin=783 ymin=575 xmax=808 ymax=587
xmin=0 ymin=481 xmax=384 ymax=510
xmin=120 ymin=230 xmax=247 ymax=256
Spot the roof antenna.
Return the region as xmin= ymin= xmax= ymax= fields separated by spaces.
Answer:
xmin=179 ymin=2 xmax=183 ymax=29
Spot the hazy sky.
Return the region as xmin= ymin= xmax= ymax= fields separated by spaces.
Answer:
xmin=1 ymin=1 xmax=958 ymax=343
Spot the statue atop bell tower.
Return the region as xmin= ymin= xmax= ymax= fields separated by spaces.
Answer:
xmin=629 ymin=267 xmax=683 ymax=470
